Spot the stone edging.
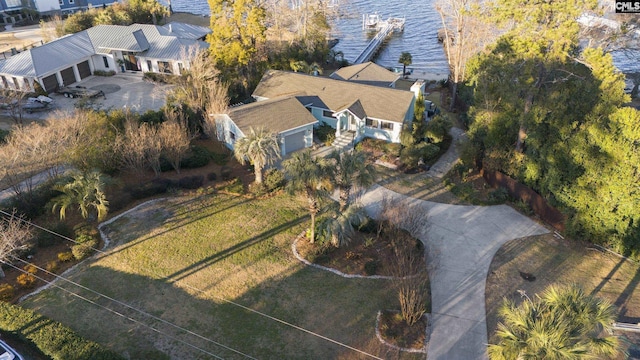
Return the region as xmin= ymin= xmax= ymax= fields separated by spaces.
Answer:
xmin=19 ymin=198 xmax=169 ymax=302
xmin=291 ymin=232 xmax=398 ymax=280
xmin=374 ymin=310 xmax=429 ymax=354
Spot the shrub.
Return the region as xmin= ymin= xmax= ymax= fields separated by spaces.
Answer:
xmin=0 ymin=129 xmax=9 ymax=144
xmin=222 ymin=178 xmax=244 ymax=194
xmin=210 ymin=152 xmax=229 ymax=166
xmin=2 ymin=180 xmax=61 ymax=219
xmin=264 ymin=168 xmax=285 ymax=192
xmin=420 ymin=142 xmax=440 ymax=163
xmin=0 ymin=284 xmax=14 ymax=301
xmin=314 ymin=123 xmax=335 ymax=144
xmin=128 ymin=178 xmax=174 ymax=199
xmin=93 ymin=70 xmax=115 ymax=76
xmin=180 ymin=145 xmax=210 ymax=169
xmin=45 ymin=260 xmax=59 ymax=274
xmin=488 ymin=187 xmax=510 ymax=204
xmin=425 ymin=115 xmax=451 ymax=144
xmin=364 ymin=260 xmax=380 ymax=275
xmin=143 ymin=72 xmax=178 ymax=84
xmin=58 ymin=252 xmax=74 ymax=262
xmin=178 ymin=175 xmax=204 ymax=189
xmin=16 ymin=273 xmax=36 ymax=289
xmin=220 ymin=166 xmax=233 ymax=181
xmin=207 ymin=172 xmax=217 ymax=181
xmin=72 ymin=239 xmax=98 ymax=260
xmin=138 ymin=109 xmax=164 ymax=125
xmin=0 ymin=302 xmax=124 ymax=359
xmin=36 ymin=221 xmax=72 ymax=247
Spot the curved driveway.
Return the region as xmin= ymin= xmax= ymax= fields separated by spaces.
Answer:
xmin=360 ymin=185 xmax=549 ymax=359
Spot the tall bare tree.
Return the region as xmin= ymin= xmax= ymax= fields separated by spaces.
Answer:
xmin=436 ymin=0 xmax=491 ymax=110
xmin=115 ymin=120 xmax=163 ymax=176
xmin=160 ymin=107 xmax=192 ymax=174
xmin=0 ymin=211 xmax=32 ymax=278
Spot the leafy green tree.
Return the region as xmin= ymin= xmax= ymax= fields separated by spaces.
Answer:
xmin=51 ymin=170 xmax=110 ymax=222
xmin=233 ymin=127 xmax=280 ymax=185
xmin=127 ymin=0 xmax=169 ymax=25
xmin=489 ymin=285 xmax=619 ymax=360
xmin=64 ymin=11 xmax=95 ymax=33
xmin=398 ymin=52 xmax=412 ymax=76
xmin=326 ymin=150 xmax=376 ymax=212
xmin=283 ymin=150 xmax=330 ymax=242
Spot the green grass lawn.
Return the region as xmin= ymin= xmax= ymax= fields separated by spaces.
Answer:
xmin=22 ymin=193 xmax=421 ymax=359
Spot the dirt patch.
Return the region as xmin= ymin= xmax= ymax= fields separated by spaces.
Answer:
xmin=378 ymin=310 xmax=427 ymax=351
xmin=295 ymin=228 xmax=424 ymax=277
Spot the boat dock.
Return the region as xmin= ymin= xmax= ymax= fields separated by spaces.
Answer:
xmin=353 ymin=15 xmax=405 ymax=64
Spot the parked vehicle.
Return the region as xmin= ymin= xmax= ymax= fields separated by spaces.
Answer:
xmin=56 ymin=86 xmax=106 ymax=99
xmin=21 ymin=95 xmax=54 ymax=113
xmin=0 ymin=339 xmax=24 ymax=360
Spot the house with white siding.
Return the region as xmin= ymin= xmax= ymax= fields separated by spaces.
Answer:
xmin=0 ymin=22 xmax=210 ymax=93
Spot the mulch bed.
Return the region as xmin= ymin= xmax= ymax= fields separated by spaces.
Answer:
xmin=378 ymin=310 xmax=427 ymax=350
xmin=295 ymin=229 xmax=424 ymax=277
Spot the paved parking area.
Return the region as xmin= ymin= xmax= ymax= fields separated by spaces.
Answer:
xmin=20 ymin=72 xmax=173 ymax=120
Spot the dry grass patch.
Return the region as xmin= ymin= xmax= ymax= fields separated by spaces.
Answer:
xmin=21 ymin=193 xmax=423 ymax=359
xmin=486 ymin=233 xmax=640 ymax=357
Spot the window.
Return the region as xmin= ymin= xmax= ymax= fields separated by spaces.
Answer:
xmin=23 ymin=78 xmax=31 ymax=92
xmin=365 ymin=118 xmax=379 ymax=128
xmin=12 ymin=77 xmax=19 ymax=89
xmin=146 ymin=60 xmax=153 ymax=72
xmin=0 ymin=76 xmax=7 ymax=88
xmin=322 ymin=109 xmax=334 ymax=118
xmin=381 ymin=122 xmax=394 ymax=131
xmin=158 ymin=61 xmax=172 ymax=74
xmin=69 ymin=0 xmax=74 ymax=3
xmin=229 ymin=131 xmax=236 ymax=142
xmin=177 ymin=62 xmax=184 ymax=74
xmin=58 ymin=0 xmax=63 ymax=4
xmin=102 ymin=56 xmax=109 ymax=68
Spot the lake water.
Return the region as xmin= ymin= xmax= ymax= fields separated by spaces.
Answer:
xmin=161 ymin=0 xmax=636 ymax=77
xmin=161 ymin=0 xmax=451 ymax=79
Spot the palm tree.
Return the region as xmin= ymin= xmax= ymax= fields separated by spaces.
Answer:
xmin=317 ymin=205 xmax=367 ymax=248
xmin=233 ymin=127 xmax=280 ymax=185
xmin=399 ymin=52 xmax=413 ymax=77
xmin=51 ymin=170 xmax=110 ymax=222
xmin=488 ymin=285 xmax=619 ymax=360
xmin=327 ymin=150 xmax=376 ymax=212
xmin=283 ymin=150 xmax=330 ymax=243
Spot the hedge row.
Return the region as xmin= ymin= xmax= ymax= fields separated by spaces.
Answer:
xmin=0 ymin=302 xmax=123 ymax=360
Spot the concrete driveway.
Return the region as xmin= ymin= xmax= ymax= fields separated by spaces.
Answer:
xmin=19 ymin=72 xmax=173 ymax=120
xmin=360 ymin=185 xmax=549 ymax=359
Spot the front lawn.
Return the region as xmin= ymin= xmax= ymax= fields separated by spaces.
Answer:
xmin=21 ymin=193 xmax=421 ymax=359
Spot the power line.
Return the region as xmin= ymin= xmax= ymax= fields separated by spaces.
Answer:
xmin=9 ymin=256 xmax=257 ymax=360
xmin=0 ymin=209 xmax=384 ymax=360
xmin=2 ymin=260 xmax=228 ymax=360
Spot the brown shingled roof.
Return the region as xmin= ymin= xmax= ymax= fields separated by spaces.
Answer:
xmin=228 ymin=96 xmax=317 ymax=134
xmin=253 ymin=70 xmax=414 ymax=123
xmin=330 ymin=62 xmax=399 ymax=87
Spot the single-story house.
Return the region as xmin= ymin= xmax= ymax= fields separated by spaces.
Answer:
xmin=329 ymin=61 xmax=400 ymax=88
xmin=0 ymin=22 xmax=210 ymax=93
xmin=252 ymin=70 xmax=417 ymax=144
xmin=214 ymin=96 xmax=317 ymax=156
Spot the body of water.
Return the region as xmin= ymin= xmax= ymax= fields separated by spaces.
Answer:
xmin=161 ymin=0 xmax=451 ymax=79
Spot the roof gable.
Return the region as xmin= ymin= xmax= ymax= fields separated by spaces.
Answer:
xmin=254 ymin=70 xmax=414 ymax=123
xmin=330 ymin=62 xmax=399 ymax=87
xmin=227 ymin=96 xmax=317 ymax=134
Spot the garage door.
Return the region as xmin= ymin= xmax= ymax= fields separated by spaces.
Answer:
xmin=284 ymin=131 xmax=306 ymax=154
xmin=60 ymin=67 xmax=76 ymax=86
xmin=77 ymin=61 xmax=91 ymax=79
xmin=41 ymin=74 xmax=58 ymax=93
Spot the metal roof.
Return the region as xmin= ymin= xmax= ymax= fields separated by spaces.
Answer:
xmin=163 ymin=22 xmax=211 ymax=40
xmin=98 ymin=29 xmax=150 ymax=52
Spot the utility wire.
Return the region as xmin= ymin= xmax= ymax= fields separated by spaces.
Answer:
xmin=1 ymin=260 xmax=228 ymax=360
xmin=0 ymin=209 xmax=384 ymax=360
xmin=9 ymin=256 xmax=257 ymax=360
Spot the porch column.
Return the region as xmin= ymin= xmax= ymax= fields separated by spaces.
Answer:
xmin=280 ymin=136 xmax=286 ymax=156
xmin=336 ymin=116 xmax=341 ymax=137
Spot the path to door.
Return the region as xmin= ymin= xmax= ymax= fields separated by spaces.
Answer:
xmin=360 ymin=185 xmax=549 ymax=359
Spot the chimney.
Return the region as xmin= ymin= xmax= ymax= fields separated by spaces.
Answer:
xmin=168 ymin=24 xmax=172 ymax=33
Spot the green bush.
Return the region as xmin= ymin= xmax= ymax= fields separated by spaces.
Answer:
xmin=222 ymin=178 xmax=244 ymax=194
xmin=2 ymin=180 xmax=61 ymax=219
xmin=210 ymin=152 xmax=229 ymax=166
xmin=264 ymin=168 xmax=286 ymax=192
xmin=0 ymin=284 xmax=14 ymax=301
xmin=16 ymin=273 xmax=36 ymax=289
xmin=36 ymin=221 xmax=72 ymax=247
xmin=180 ymin=145 xmax=211 ymax=169
xmin=45 ymin=260 xmax=59 ymax=274
xmin=314 ymin=123 xmax=335 ymax=144
xmin=488 ymin=187 xmax=510 ymax=204
xmin=178 ymin=175 xmax=204 ymax=190
xmin=128 ymin=178 xmax=174 ymax=199
xmin=0 ymin=302 xmax=124 ymax=360
xmin=138 ymin=109 xmax=164 ymax=125
xmin=0 ymin=129 xmax=9 ymax=144
xmin=425 ymin=115 xmax=451 ymax=144
xmin=72 ymin=239 xmax=98 ymax=260
xmin=207 ymin=172 xmax=217 ymax=181
xmin=143 ymin=72 xmax=178 ymax=84
xmin=364 ymin=260 xmax=380 ymax=275
xmin=220 ymin=166 xmax=233 ymax=181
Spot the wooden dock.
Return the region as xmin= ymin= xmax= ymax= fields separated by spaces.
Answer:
xmin=353 ymin=16 xmax=405 ymax=64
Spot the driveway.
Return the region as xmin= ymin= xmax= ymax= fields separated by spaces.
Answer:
xmin=360 ymin=185 xmax=549 ymax=359
xmin=20 ymin=72 xmax=173 ymax=121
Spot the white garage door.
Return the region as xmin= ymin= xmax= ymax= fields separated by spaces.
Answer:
xmin=284 ymin=131 xmax=306 ymax=154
